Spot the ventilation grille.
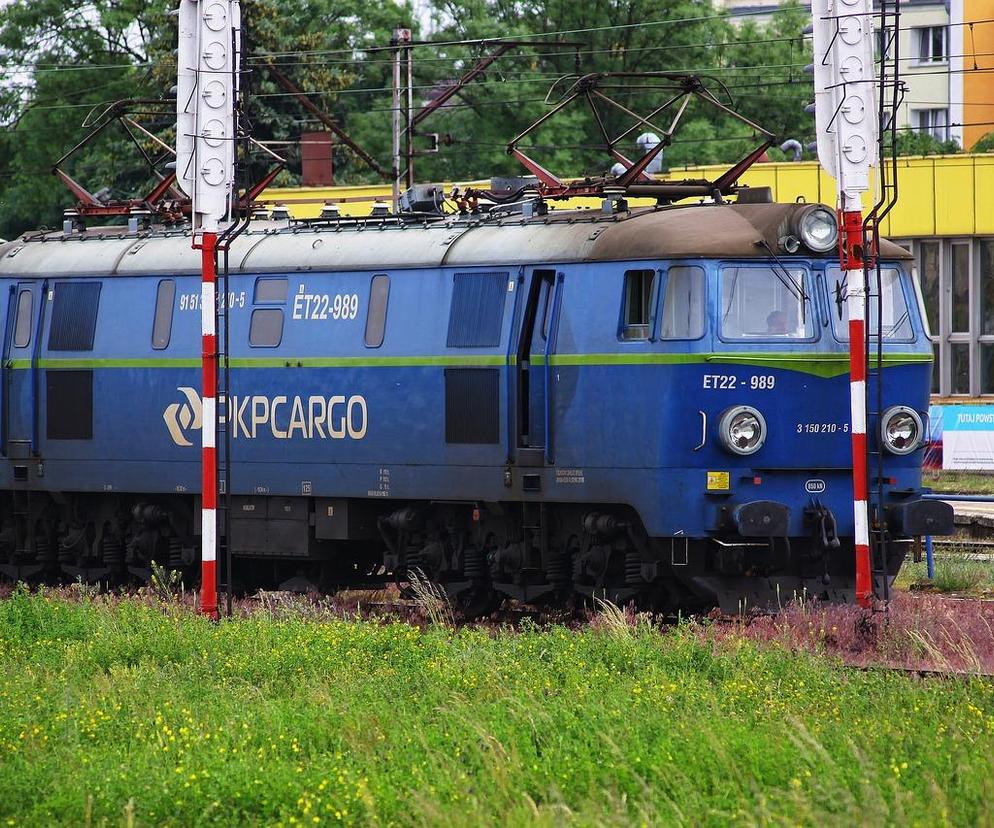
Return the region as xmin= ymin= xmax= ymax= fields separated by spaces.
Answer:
xmin=48 ymin=282 xmax=101 ymax=351
xmin=446 ymin=272 xmax=507 ymax=348
xmin=445 ymin=369 xmax=499 ymax=444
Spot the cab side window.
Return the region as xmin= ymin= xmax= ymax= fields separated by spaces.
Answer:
xmin=13 ymin=289 xmax=32 ymax=348
xmin=152 ymin=279 xmax=176 ymax=349
xmin=364 ymin=274 xmax=390 ymax=348
xmin=660 ymin=266 xmax=705 ymax=339
xmin=250 ymin=277 xmax=288 ymax=347
xmin=621 ymin=269 xmax=656 ymax=340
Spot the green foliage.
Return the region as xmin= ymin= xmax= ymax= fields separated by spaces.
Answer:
xmin=924 ymin=470 xmax=994 ymax=496
xmin=0 ymin=0 xmax=814 ymax=238
xmin=0 ymin=0 xmax=176 ymax=238
xmin=891 ymin=130 xmax=961 ymax=158
xmin=2 ymin=593 xmax=994 ymax=825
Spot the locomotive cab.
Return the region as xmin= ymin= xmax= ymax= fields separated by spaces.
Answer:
xmin=667 ymin=225 xmax=953 ymax=609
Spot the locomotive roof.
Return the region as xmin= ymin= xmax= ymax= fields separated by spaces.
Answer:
xmin=0 ymin=201 xmax=913 ymax=277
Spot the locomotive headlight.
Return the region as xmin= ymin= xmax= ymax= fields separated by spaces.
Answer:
xmin=718 ymin=405 xmax=767 ymax=456
xmin=880 ymin=406 xmax=924 ymax=455
xmin=795 ymin=205 xmax=838 ymax=253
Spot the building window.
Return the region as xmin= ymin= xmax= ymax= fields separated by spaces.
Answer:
xmin=621 ymin=269 xmax=656 ymax=340
xmin=912 ymin=109 xmax=949 ymax=141
xmin=982 ymin=344 xmax=994 ymax=395
xmin=876 ymin=26 xmax=893 ymax=60
xmin=915 ymin=26 xmax=948 ymax=63
xmin=919 ymin=242 xmax=940 ymax=334
xmin=952 ymin=243 xmax=970 ymax=333
xmin=952 ymin=343 xmax=970 ymax=394
xmin=981 ymin=241 xmax=994 ymax=335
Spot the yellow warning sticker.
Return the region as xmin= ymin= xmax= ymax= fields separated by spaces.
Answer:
xmin=706 ymin=471 xmax=730 ymax=491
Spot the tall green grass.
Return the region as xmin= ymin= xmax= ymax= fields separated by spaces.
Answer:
xmin=1 ymin=590 xmax=994 ymax=826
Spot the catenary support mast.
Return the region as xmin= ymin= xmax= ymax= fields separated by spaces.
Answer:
xmin=176 ymin=0 xmax=240 ymax=618
xmin=812 ymin=0 xmax=879 ymax=607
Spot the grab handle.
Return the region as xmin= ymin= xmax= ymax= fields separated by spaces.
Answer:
xmin=693 ymin=410 xmax=707 ymax=451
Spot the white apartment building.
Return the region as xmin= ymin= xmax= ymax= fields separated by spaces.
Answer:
xmin=715 ymin=0 xmax=974 ymax=148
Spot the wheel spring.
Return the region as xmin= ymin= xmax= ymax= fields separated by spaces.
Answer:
xmin=35 ymin=533 xmax=55 ymax=565
xmin=102 ymin=537 xmax=124 ymax=568
xmin=624 ymin=549 xmax=642 ymax=585
xmin=546 ymin=550 xmax=570 ymax=584
xmin=405 ymin=548 xmax=424 ymax=577
xmin=463 ymin=547 xmax=486 ymax=579
xmin=58 ymin=535 xmax=77 ymax=564
xmin=168 ymin=537 xmax=184 ymax=569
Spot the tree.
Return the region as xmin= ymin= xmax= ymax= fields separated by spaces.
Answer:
xmin=0 ymin=0 xmax=416 ymax=237
xmin=0 ymin=0 xmax=174 ymax=238
xmin=0 ymin=0 xmax=818 ymax=237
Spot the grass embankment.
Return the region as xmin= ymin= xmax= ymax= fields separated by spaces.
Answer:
xmin=897 ymin=556 xmax=994 ymax=598
xmin=924 ymin=470 xmax=994 ymax=495
xmin=2 ymin=592 xmax=994 ymax=826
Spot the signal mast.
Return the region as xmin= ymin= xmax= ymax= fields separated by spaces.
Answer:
xmin=175 ymin=0 xmax=241 ymax=619
xmin=811 ymin=0 xmax=879 ymax=607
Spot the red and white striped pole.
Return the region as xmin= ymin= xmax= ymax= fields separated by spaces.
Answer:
xmin=176 ymin=0 xmax=237 ymax=618
xmin=199 ymin=231 xmax=218 ymax=619
xmin=840 ymin=209 xmax=873 ymax=608
xmin=811 ymin=0 xmax=878 ymax=609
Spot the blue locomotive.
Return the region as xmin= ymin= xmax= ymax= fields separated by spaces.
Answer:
xmin=0 ymin=197 xmax=953 ymax=612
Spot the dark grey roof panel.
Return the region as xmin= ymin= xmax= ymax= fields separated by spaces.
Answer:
xmin=0 ymin=204 xmax=912 ymax=278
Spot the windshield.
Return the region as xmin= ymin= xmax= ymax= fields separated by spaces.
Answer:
xmin=828 ymin=266 xmax=914 ymax=341
xmin=720 ymin=266 xmax=812 ymax=340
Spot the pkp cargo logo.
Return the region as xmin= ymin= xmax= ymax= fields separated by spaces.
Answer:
xmin=163 ymin=387 xmax=369 ymax=445
xmin=163 ymin=387 xmax=203 ymax=447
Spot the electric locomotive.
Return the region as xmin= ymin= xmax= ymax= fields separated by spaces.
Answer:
xmin=0 ymin=195 xmax=953 ymax=612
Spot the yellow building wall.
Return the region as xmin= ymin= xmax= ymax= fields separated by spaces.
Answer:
xmin=260 ymin=153 xmax=994 ymax=239
xmin=962 ymin=1 xmax=994 ymax=150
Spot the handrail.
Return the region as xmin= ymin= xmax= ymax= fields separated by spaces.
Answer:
xmin=544 ymin=273 xmax=564 ymax=465
xmin=505 ymin=267 xmax=524 ymax=463
xmin=693 ymin=410 xmax=707 ymax=451
xmin=30 ymin=279 xmax=47 ymax=457
xmin=0 ymin=285 xmax=16 ymax=457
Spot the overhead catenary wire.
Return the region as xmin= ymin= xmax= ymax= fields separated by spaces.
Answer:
xmin=8 ymin=57 xmax=994 ymax=126
xmin=2 ymin=7 xmax=992 ymax=188
xmin=4 ymin=13 xmax=992 ymax=75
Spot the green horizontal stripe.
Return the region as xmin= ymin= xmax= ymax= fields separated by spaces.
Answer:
xmin=542 ymin=351 xmax=931 ymax=378
xmin=36 ymin=358 xmax=200 ymax=369
xmin=227 ymin=355 xmax=510 ymax=368
xmin=3 ymin=351 xmax=930 ymax=377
